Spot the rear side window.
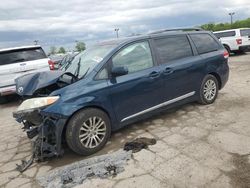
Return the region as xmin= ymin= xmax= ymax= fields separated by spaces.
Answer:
xmin=0 ymin=47 xmax=47 ymax=66
xmin=190 ymin=34 xmax=219 ymax=54
xmin=153 ymin=35 xmax=193 ymax=63
xmin=214 ymin=31 xmax=236 ymax=38
xmin=240 ymin=29 xmax=250 ymax=36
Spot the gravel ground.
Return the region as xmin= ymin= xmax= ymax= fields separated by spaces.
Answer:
xmin=0 ymin=53 xmax=249 ymax=188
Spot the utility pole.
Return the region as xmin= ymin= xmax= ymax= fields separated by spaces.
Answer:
xmin=229 ymin=12 xmax=235 ymax=25
xmin=33 ymin=40 xmax=39 ymax=45
xmin=114 ymin=28 xmax=119 ymax=38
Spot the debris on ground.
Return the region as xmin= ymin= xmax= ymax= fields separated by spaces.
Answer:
xmin=16 ymin=136 xmax=49 ymax=172
xmin=36 ymin=137 xmax=157 ymax=187
xmin=16 ymin=157 xmax=34 ymax=172
xmin=124 ymin=137 xmax=157 ymax=153
xmin=36 ymin=149 xmax=132 ymax=188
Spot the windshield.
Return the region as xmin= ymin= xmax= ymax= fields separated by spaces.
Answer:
xmin=62 ymin=44 xmax=115 ymax=78
xmin=240 ymin=29 xmax=250 ymax=36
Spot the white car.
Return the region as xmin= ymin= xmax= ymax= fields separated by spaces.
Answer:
xmin=0 ymin=45 xmax=54 ymax=103
xmin=213 ymin=28 xmax=250 ymax=54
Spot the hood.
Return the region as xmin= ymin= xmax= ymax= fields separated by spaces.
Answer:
xmin=15 ymin=71 xmax=66 ymax=96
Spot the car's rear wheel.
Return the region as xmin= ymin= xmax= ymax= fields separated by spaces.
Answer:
xmin=198 ymin=74 xmax=219 ymax=105
xmin=66 ymin=108 xmax=111 ymax=155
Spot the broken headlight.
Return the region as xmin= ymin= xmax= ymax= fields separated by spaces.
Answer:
xmin=17 ymin=96 xmax=60 ymax=112
xmin=13 ymin=96 xmax=60 ymax=126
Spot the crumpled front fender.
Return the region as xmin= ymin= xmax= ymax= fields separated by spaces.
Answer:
xmin=41 ymin=95 xmax=96 ymax=118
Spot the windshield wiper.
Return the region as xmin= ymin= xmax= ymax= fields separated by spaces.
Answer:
xmin=75 ymin=58 xmax=81 ymax=78
xmin=62 ymin=61 xmax=72 ymax=70
xmin=73 ymin=58 xmax=90 ymax=80
xmin=61 ymin=55 xmax=76 ymax=70
xmin=79 ymin=67 xmax=90 ymax=80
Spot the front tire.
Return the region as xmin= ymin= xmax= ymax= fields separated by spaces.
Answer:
xmin=66 ymin=108 xmax=111 ymax=155
xmin=198 ymin=75 xmax=219 ymax=105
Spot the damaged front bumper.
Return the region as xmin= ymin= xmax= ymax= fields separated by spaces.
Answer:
xmin=13 ymin=109 xmax=67 ymax=172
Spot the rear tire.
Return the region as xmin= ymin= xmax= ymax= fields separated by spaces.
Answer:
xmin=198 ymin=75 xmax=219 ymax=105
xmin=66 ymin=108 xmax=111 ymax=155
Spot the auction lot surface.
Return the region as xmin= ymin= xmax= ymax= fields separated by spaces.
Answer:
xmin=0 ymin=53 xmax=250 ymax=188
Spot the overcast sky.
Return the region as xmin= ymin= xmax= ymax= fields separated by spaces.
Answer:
xmin=0 ymin=0 xmax=250 ymax=51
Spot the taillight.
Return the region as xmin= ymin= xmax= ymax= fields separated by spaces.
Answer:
xmin=48 ymin=60 xmax=55 ymax=70
xmin=223 ymin=50 xmax=229 ymax=59
xmin=236 ymin=38 xmax=242 ymax=45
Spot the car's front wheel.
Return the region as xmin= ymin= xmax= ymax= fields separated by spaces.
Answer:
xmin=198 ymin=74 xmax=219 ymax=105
xmin=66 ymin=108 xmax=111 ymax=155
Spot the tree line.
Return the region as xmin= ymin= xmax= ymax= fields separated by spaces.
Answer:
xmin=49 ymin=41 xmax=86 ymax=55
xmin=200 ymin=17 xmax=250 ymax=31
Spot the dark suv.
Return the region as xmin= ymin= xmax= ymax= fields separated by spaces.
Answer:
xmin=14 ymin=28 xmax=229 ymax=159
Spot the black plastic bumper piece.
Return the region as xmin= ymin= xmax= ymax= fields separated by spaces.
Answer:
xmin=16 ymin=116 xmax=67 ymax=172
xmin=239 ymin=45 xmax=250 ymax=52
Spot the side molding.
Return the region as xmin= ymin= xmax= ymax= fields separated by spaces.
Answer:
xmin=121 ymin=91 xmax=195 ymax=122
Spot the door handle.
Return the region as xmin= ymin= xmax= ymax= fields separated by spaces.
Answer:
xmin=149 ymin=71 xmax=160 ymax=78
xmin=163 ymin=67 xmax=174 ymax=75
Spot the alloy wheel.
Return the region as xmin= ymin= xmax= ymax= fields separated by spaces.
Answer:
xmin=79 ymin=116 xmax=107 ymax=148
xmin=203 ymin=79 xmax=217 ymax=101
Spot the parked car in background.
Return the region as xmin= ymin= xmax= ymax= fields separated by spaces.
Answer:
xmin=0 ymin=45 xmax=54 ymax=103
xmin=13 ymin=28 xmax=229 ymax=161
xmin=49 ymin=54 xmax=66 ymax=69
xmin=213 ymin=28 xmax=250 ymax=54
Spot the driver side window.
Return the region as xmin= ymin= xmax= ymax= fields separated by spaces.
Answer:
xmin=112 ymin=41 xmax=154 ymax=74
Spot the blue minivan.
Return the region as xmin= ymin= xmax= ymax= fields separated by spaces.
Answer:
xmin=14 ymin=28 xmax=229 ymax=159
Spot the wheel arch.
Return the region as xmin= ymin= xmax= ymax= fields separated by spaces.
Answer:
xmin=61 ymin=105 xmax=112 ymax=143
xmin=223 ymin=44 xmax=231 ymax=55
xmin=223 ymin=44 xmax=230 ymax=51
xmin=208 ymin=72 xmax=222 ymax=89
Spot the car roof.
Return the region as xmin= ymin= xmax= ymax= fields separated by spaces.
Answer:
xmin=97 ymin=28 xmax=210 ymax=47
xmin=0 ymin=45 xmax=42 ymax=53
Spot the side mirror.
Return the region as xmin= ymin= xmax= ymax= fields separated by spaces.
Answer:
xmin=111 ymin=66 xmax=128 ymax=77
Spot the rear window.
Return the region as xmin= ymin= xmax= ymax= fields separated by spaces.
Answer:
xmin=153 ymin=35 xmax=193 ymax=63
xmin=240 ymin=29 xmax=250 ymax=36
xmin=0 ymin=47 xmax=47 ymax=66
xmin=214 ymin=31 xmax=236 ymax=38
xmin=190 ymin=34 xmax=219 ymax=54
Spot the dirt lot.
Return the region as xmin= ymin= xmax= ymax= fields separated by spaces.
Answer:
xmin=0 ymin=53 xmax=250 ymax=188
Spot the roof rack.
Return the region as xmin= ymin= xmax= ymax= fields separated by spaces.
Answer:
xmin=149 ymin=27 xmax=203 ymax=35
